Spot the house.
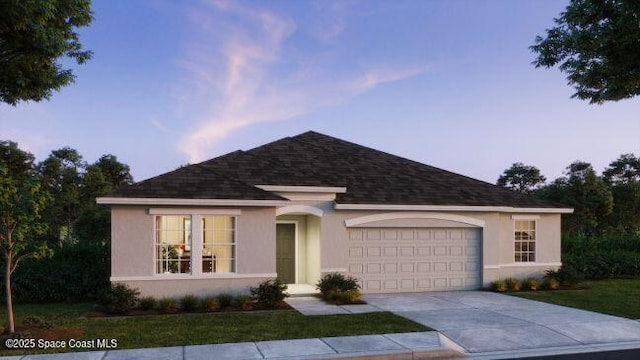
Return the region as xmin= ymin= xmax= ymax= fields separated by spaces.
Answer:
xmin=97 ymin=131 xmax=572 ymax=297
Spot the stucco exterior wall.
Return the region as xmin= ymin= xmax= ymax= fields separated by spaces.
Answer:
xmin=110 ymin=205 xmax=276 ymax=297
xmin=110 ymin=200 xmax=563 ymax=296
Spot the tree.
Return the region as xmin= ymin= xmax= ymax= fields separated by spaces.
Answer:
xmin=0 ymin=144 xmax=51 ymax=334
xmin=38 ymin=147 xmax=85 ymax=245
xmin=531 ymin=0 xmax=640 ymax=104
xmin=0 ymin=0 xmax=93 ymax=105
xmin=74 ymin=155 xmax=133 ymax=242
xmin=602 ymin=154 xmax=640 ymax=233
xmin=497 ymin=162 xmax=546 ymax=194
xmin=536 ymin=161 xmax=613 ymax=235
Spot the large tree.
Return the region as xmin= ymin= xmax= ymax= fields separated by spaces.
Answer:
xmin=0 ymin=0 xmax=93 ymax=105
xmin=531 ymin=0 xmax=640 ymax=104
xmin=497 ymin=162 xmax=546 ymax=194
xmin=602 ymin=154 xmax=640 ymax=233
xmin=38 ymin=147 xmax=85 ymax=245
xmin=74 ymin=155 xmax=133 ymax=242
xmin=0 ymin=142 xmax=50 ymax=334
xmin=536 ymin=161 xmax=613 ymax=235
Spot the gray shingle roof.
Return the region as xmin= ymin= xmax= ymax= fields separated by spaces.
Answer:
xmin=109 ymin=131 xmax=566 ymax=208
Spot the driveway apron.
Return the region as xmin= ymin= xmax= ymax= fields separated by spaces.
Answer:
xmin=363 ymin=291 xmax=640 ymax=353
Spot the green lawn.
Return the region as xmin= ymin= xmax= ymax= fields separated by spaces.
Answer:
xmin=0 ymin=303 xmax=429 ymax=356
xmin=511 ymin=278 xmax=640 ymax=319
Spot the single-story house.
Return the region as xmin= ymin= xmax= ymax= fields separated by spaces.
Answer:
xmin=97 ymin=131 xmax=572 ymax=297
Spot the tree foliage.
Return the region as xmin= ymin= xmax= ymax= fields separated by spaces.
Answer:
xmin=0 ymin=0 xmax=93 ymax=105
xmin=497 ymin=162 xmax=546 ymax=194
xmin=531 ymin=0 xmax=640 ymax=104
xmin=536 ymin=161 xmax=613 ymax=236
xmin=602 ymin=154 xmax=640 ymax=234
xmin=0 ymin=144 xmax=51 ymax=333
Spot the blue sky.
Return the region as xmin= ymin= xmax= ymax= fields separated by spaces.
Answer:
xmin=2 ymin=0 xmax=639 ymax=184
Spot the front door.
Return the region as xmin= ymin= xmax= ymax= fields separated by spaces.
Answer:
xmin=276 ymin=223 xmax=296 ymax=284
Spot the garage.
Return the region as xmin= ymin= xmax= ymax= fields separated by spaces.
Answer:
xmin=346 ymin=227 xmax=482 ymax=293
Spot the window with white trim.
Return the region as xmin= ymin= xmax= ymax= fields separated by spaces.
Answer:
xmin=155 ymin=216 xmax=192 ymax=274
xmin=514 ymin=220 xmax=536 ymax=262
xmin=202 ymin=216 xmax=236 ymax=273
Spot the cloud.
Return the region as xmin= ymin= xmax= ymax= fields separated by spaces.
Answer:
xmin=177 ymin=1 xmax=430 ymax=163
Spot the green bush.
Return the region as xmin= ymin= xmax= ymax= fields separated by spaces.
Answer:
xmin=316 ymin=273 xmax=360 ymax=299
xmin=233 ymin=295 xmax=253 ymax=310
xmin=158 ymin=298 xmax=179 ymax=314
xmin=11 ymin=241 xmax=109 ymax=302
xmin=181 ymin=294 xmax=199 ymax=312
xmin=521 ymin=277 xmax=540 ymax=291
xmin=505 ymin=278 xmax=520 ymax=291
xmin=97 ymin=283 xmax=140 ymax=314
xmin=217 ymin=293 xmax=234 ymax=309
xmin=139 ymin=296 xmax=156 ymax=311
xmin=490 ymin=279 xmax=507 ymax=292
xmin=22 ymin=316 xmax=53 ymax=329
xmin=250 ymin=279 xmax=288 ymax=308
xmin=542 ymin=277 xmax=560 ymax=290
xmin=328 ymin=289 xmax=361 ymax=304
xmin=199 ymin=296 xmax=219 ymax=312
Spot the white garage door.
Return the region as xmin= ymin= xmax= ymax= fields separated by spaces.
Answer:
xmin=347 ymin=227 xmax=481 ymax=293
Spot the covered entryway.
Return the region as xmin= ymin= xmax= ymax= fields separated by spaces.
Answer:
xmin=347 ymin=227 xmax=482 ymax=293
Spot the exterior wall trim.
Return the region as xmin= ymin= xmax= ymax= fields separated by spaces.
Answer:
xmin=276 ymin=205 xmax=324 ymax=217
xmin=110 ymin=273 xmax=277 ymax=281
xmin=344 ymin=212 xmax=485 ymax=228
xmin=149 ymin=208 xmax=242 ymax=215
xmin=321 ymin=268 xmax=348 ymax=273
xmin=483 ymin=262 xmax=561 ymax=269
xmin=256 ymin=185 xmax=347 ymax=193
xmin=96 ymin=197 xmax=288 ymax=206
xmin=511 ymin=215 xmax=541 ymax=220
xmin=335 ymin=204 xmax=573 ymax=213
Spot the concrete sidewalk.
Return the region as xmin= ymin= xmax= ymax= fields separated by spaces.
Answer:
xmin=5 ymin=332 xmax=460 ymax=360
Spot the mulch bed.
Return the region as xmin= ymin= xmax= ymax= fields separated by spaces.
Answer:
xmin=86 ymin=300 xmax=292 ymax=318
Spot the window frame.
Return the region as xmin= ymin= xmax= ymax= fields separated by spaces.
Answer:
xmin=154 ymin=215 xmax=193 ymax=275
xmin=201 ymin=215 xmax=237 ymax=274
xmin=150 ymin=209 xmax=241 ymax=277
xmin=513 ymin=218 xmax=537 ymax=263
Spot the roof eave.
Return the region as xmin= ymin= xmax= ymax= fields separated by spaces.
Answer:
xmin=96 ymin=197 xmax=289 ymax=207
xmin=334 ymin=203 xmax=574 ymax=213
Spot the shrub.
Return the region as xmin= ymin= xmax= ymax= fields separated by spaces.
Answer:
xmin=97 ymin=283 xmax=140 ymax=314
xmin=217 ymin=293 xmax=234 ymax=309
xmin=521 ymin=277 xmax=540 ymax=291
xmin=158 ymin=298 xmax=179 ymax=314
xmin=490 ymin=279 xmax=507 ymax=292
xmin=250 ymin=279 xmax=288 ymax=308
xmin=22 ymin=316 xmax=53 ymax=329
xmin=316 ymin=273 xmax=360 ymax=299
xmin=200 ymin=296 xmax=219 ymax=312
xmin=233 ymin=295 xmax=253 ymax=310
xmin=12 ymin=241 xmax=109 ymax=302
xmin=139 ymin=296 xmax=157 ymax=311
xmin=505 ymin=278 xmax=520 ymax=291
xmin=542 ymin=277 xmax=560 ymax=290
xmin=328 ymin=289 xmax=361 ymax=304
xmin=181 ymin=294 xmax=199 ymax=312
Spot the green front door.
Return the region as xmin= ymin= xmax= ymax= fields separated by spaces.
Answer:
xmin=276 ymin=223 xmax=296 ymax=284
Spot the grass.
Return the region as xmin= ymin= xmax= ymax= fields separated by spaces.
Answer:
xmin=511 ymin=278 xmax=640 ymax=319
xmin=0 ymin=303 xmax=429 ymax=355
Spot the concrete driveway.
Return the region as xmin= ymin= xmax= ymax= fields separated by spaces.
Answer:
xmin=363 ymin=291 xmax=640 ymax=353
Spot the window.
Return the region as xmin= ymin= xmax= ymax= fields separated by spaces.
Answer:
xmin=202 ymin=216 xmax=236 ymax=273
xmin=514 ymin=220 xmax=536 ymax=262
xmin=155 ymin=216 xmax=192 ymax=274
